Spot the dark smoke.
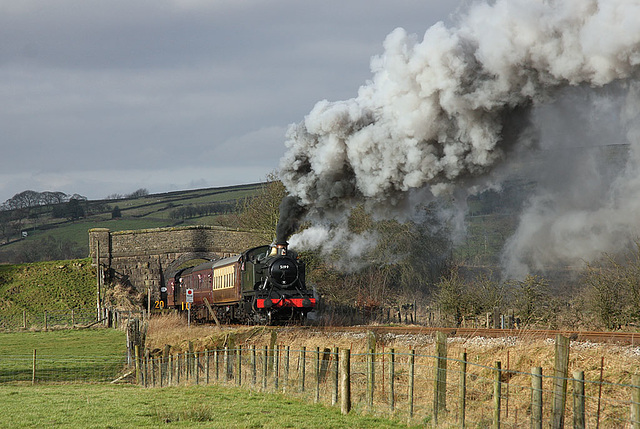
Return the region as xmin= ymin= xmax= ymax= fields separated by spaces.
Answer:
xmin=275 ymin=195 xmax=308 ymax=244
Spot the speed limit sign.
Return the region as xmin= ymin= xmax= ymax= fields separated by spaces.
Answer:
xmin=186 ymin=288 xmax=194 ymax=303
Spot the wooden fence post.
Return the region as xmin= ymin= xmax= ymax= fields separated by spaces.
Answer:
xmin=205 ymin=349 xmax=210 ymax=385
xmin=134 ymin=345 xmax=141 ymax=385
xmin=532 ymin=367 xmax=543 ymax=429
xmin=183 ymin=351 xmax=189 ymax=383
xmin=596 ymin=356 xmax=605 ymax=429
xmin=367 ymin=347 xmax=375 ymax=410
xmin=236 ymin=345 xmax=242 ymax=386
xmin=263 ymin=345 xmax=268 ymax=390
xmin=632 ymin=374 xmax=640 ymax=429
xmin=151 ymin=356 xmax=156 ymax=387
xmin=459 ymin=351 xmax=467 ymax=428
xmin=340 ymin=349 xmax=351 ymax=415
xmin=273 ymin=344 xmax=278 ymax=390
xmin=188 ymin=341 xmax=195 ymax=380
xmin=175 ymin=352 xmax=180 ymax=385
xmin=285 ymin=346 xmax=291 ymax=393
xmin=389 ymin=348 xmax=395 ymax=412
xmin=194 ymin=351 xmax=199 ymax=385
xmin=159 ymin=355 xmax=164 ymax=388
xmin=551 ymin=335 xmax=570 ymax=429
xmin=168 ymin=354 xmax=173 ymax=386
xmin=224 ymin=346 xmax=230 ymax=383
xmin=434 ymin=331 xmax=447 ymax=424
xmin=144 ymin=349 xmax=149 ymax=388
xmin=320 ymin=348 xmax=332 ymax=382
xmin=315 ymin=347 xmax=321 ymax=403
xmin=32 ymin=349 xmax=36 ymax=385
xmin=214 ymin=348 xmax=219 ymax=382
xmin=493 ymin=361 xmax=502 ymax=429
xmin=409 ymin=349 xmax=415 ymax=419
xmin=299 ymin=346 xmax=306 ymax=393
xmin=163 ymin=345 xmax=170 ymax=386
xmin=332 ymin=347 xmax=339 ymax=406
xmin=251 ymin=345 xmax=257 ymax=387
xmin=573 ymin=370 xmax=585 ymax=429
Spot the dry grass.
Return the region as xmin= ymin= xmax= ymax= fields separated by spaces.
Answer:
xmin=146 ymin=315 xmax=640 ymax=427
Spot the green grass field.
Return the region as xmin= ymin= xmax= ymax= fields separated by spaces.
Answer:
xmin=0 ymin=329 xmax=127 ymax=383
xmin=0 ymin=384 xmax=419 ymax=428
xmin=0 ymin=328 xmax=417 ymax=428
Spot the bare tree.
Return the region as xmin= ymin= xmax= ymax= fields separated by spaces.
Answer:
xmin=581 ymin=246 xmax=640 ymax=329
xmin=236 ymin=172 xmax=286 ymax=242
xmin=40 ymin=191 xmax=68 ymax=205
xmin=6 ymin=190 xmax=41 ymax=210
xmin=126 ymin=188 xmax=149 ymax=199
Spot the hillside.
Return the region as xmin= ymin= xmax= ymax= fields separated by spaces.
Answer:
xmin=0 ymin=258 xmax=96 ymax=329
xmin=0 ymin=183 xmax=262 ymax=264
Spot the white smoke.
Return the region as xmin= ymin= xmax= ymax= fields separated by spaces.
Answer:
xmin=289 ymin=225 xmax=379 ymax=271
xmin=502 ymin=84 xmax=640 ymax=277
xmin=280 ymin=0 xmax=640 ymax=276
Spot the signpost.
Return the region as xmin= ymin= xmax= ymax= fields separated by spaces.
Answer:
xmin=186 ymin=288 xmax=193 ymax=328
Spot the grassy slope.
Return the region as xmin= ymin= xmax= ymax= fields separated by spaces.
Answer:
xmin=0 ymin=258 xmax=95 ymax=324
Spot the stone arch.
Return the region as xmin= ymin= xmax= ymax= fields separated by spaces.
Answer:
xmin=162 ymin=251 xmax=223 ymax=284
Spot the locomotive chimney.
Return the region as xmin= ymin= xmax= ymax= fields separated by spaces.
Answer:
xmin=275 ymin=241 xmax=288 ymax=256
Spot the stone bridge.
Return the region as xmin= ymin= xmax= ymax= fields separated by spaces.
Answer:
xmin=89 ymin=225 xmax=265 ymax=303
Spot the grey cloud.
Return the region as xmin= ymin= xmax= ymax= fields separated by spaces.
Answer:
xmin=0 ymin=0 xmax=460 ymax=201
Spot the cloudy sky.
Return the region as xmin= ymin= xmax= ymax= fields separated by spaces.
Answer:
xmin=0 ymin=0 xmax=462 ymax=203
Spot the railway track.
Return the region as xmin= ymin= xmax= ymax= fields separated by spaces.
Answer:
xmin=308 ymin=325 xmax=640 ymax=346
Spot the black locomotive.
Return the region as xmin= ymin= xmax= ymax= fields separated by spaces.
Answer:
xmin=164 ymin=242 xmax=316 ymax=324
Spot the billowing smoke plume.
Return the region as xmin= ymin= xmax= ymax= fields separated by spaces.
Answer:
xmin=275 ymin=195 xmax=307 ymax=244
xmin=279 ymin=0 xmax=640 ymax=275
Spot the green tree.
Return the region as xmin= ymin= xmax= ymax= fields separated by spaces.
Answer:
xmin=66 ymin=198 xmax=85 ymax=220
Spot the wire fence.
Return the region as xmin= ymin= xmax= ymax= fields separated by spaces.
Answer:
xmin=0 ymin=309 xmax=98 ymax=331
xmin=132 ymin=339 xmax=640 ymax=428
xmin=0 ymin=354 xmax=128 ymax=384
xmin=2 ymin=323 xmax=639 ymax=427
xmin=0 ymin=308 xmax=147 ymax=332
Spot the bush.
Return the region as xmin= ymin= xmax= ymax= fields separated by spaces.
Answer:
xmin=581 ymin=245 xmax=640 ymax=329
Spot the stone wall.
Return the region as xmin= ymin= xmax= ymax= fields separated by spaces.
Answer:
xmin=89 ymin=225 xmax=265 ymax=300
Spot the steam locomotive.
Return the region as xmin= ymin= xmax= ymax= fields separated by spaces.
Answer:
xmin=162 ymin=242 xmax=316 ymax=324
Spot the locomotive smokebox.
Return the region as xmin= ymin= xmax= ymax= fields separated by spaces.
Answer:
xmin=275 ymin=241 xmax=288 ymax=256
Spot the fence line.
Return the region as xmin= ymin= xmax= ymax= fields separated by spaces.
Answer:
xmin=0 ymin=354 xmax=128 ymax=384
xmin=0 ymin=308 xmax=145 ymax=331
xmin=127 ymin=334 xmax=640 ymax=428
xmin=2 ymin=321 xmax=640 ymax=427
